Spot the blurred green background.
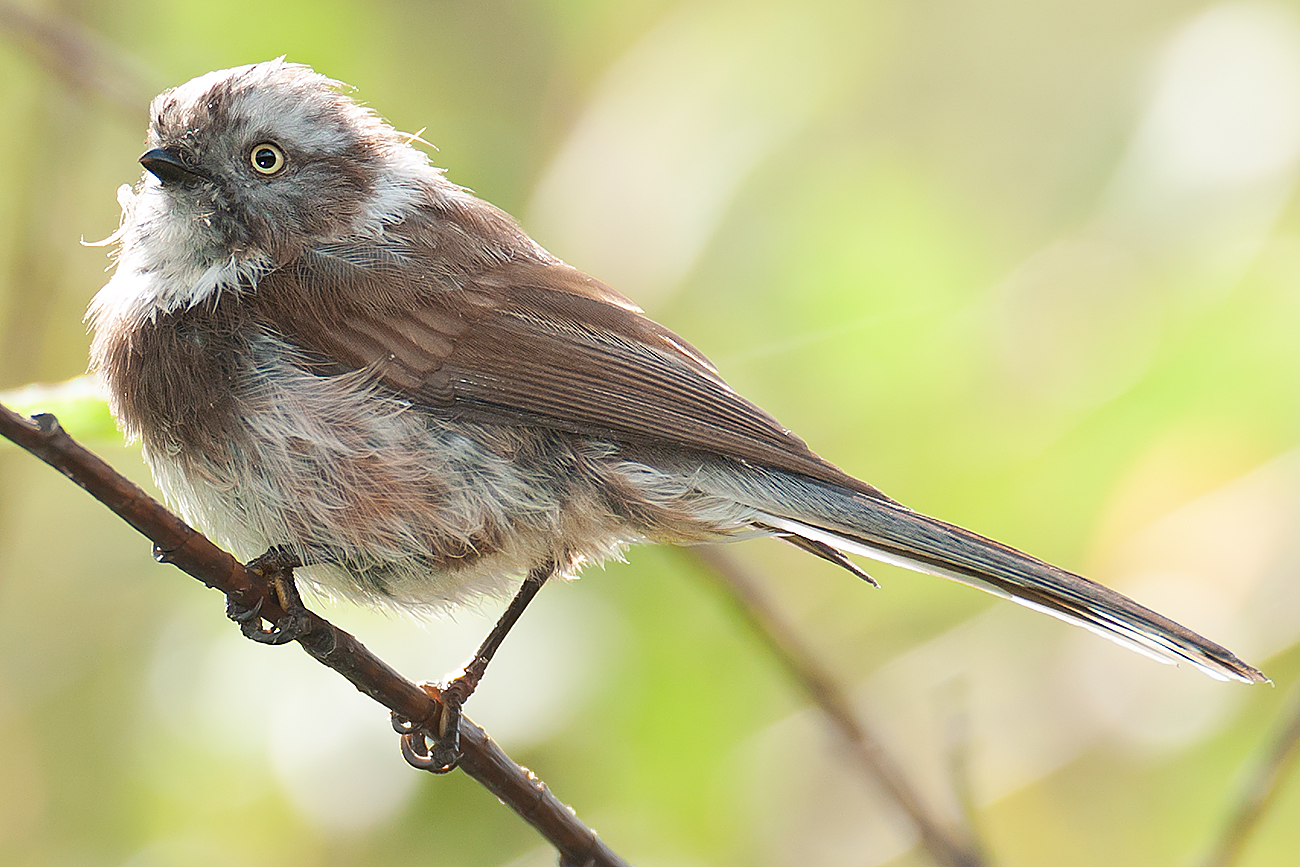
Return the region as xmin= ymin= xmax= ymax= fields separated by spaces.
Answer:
xmin=3 ymin=1 xmax=1300 ymax=865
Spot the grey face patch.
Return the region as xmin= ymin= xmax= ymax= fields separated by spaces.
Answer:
xmin=146 ymin=63 xmax=379 ymax=253
xmin=95 ymin=60 xmax=438 ymax=329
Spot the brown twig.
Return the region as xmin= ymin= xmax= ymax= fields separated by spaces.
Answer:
xmin=0 ymin=402 xmax=631 ymax=867
xmin=1198 ymin=680 xmax=1300 ymax=867
xmin=690 ymin=547 xmax=985 ymax=867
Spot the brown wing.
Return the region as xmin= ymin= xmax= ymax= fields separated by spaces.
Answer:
xmin=252 ymin=245 xmax=885 ymax=499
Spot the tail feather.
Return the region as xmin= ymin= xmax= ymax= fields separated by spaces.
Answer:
xmin=745 ymin=483 xmax=1267 ymax=685
xmin=772 ymin=531 xmax=880 ymax=587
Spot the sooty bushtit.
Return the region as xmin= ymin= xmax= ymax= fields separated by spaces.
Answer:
xmin=88 ymin=60 xmax=1264 ymax=763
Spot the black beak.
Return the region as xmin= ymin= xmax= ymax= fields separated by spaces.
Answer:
xmin=140 ymin=148 xmax=203 ymax=185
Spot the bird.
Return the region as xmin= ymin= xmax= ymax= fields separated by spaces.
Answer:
xmin=87 ymin=59 xmax=1265 ymax=766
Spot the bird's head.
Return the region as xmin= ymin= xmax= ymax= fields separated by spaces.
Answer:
xmin=137 ymin=59 xmax=433 ymax=262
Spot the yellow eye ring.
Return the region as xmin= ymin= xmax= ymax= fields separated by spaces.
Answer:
xmin=250 ymin=142 xmax=286 ymax=175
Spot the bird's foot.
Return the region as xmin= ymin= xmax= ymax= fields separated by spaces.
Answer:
xmin=227 ymin=546 xmax=312 ymax=645
xmin=393 ymin=680 xmax=469 ymax=774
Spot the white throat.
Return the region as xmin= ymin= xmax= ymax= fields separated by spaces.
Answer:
xmin=88 ymin=181 xmax=273 ymax=330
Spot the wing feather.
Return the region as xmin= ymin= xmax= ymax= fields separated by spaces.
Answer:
xmin=252 ymin=246 xmax=885 ymax=498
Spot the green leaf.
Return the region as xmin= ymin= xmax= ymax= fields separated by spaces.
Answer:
xmin=0 ymin=376 xmax=122 ymax=445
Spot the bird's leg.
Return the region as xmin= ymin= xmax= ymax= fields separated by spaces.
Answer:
xmin=399 ymin=561 xmax=555 ymax=773
xmin=226 ymin=546 xmax=313 ymax=645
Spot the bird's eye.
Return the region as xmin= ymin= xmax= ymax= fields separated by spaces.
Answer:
xmin=250 ymin=142 xmax=286 ymax=175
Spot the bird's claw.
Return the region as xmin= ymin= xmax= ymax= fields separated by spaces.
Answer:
xmin=395 ymin=683 xmax=463 ymax=774
xmin=226 ymin=547 xmax=312 ymax=645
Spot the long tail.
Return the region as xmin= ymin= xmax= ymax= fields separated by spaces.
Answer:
xmin=718 ymin=467 xmax=1267 ymax=684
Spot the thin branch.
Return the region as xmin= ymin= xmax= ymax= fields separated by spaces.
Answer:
xmin=0 ymin=4 xmax=159 ymax=115
xmin=689 ymin=547 xmax=985 ymax=867
xmin=936 ymin=676 xmax=984 ymax=858
xmin=1198 ymin=681 xmax=1300 ymax=867
xmin=0 ymin=403 xmax=631 ymax=867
